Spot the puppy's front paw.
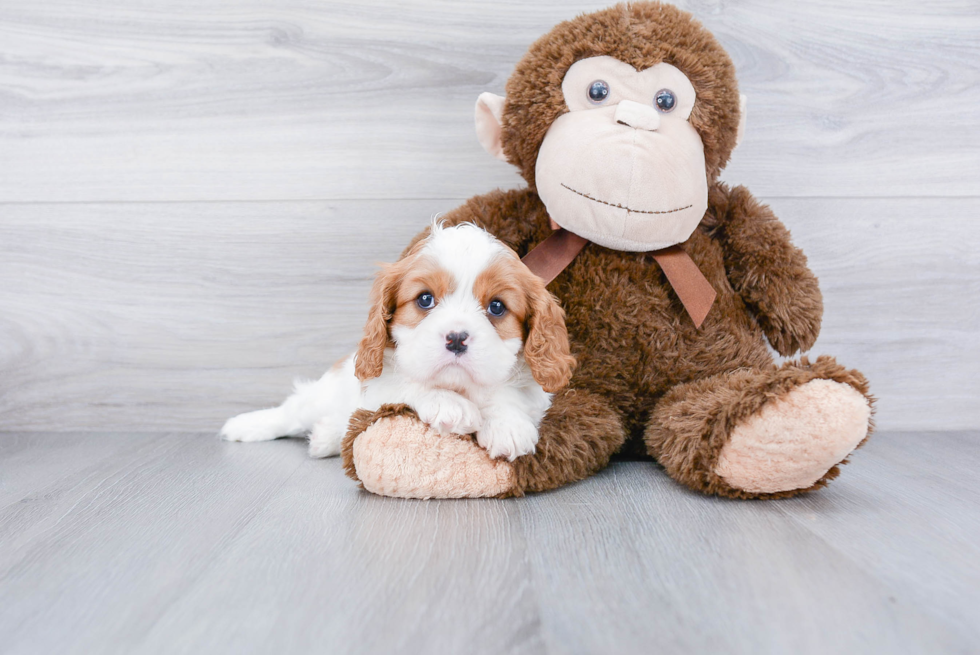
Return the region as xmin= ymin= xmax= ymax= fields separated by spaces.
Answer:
xmin=415 ymin=393 xmax=483 ymax=436
xmin=220 ymin=408 xmax=284 ymax=442
xmin=477 ymin=415 xmax=539 ymax=461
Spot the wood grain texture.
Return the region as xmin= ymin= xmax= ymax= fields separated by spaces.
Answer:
xmin=0 ymin=431 xmax=158 ymax=506
xmin=0 ymin=430 xmax=976 ymax=653
xmin=1 ymin=197 xmax=976 ymax=432
xmin=0 ymin=199 xmax=440 ymax=432
xmin=777 ymin=431 xmax=980 ymax=643
xmin=140 ymin=443 xmax=542 ymax=655
xmin=518 ymin=458 xmax=963 ymax=654
xmin=0 ymin=0 xmax=977 ymax=202
xmin=0 ymin=434 xmax=304 ymax=655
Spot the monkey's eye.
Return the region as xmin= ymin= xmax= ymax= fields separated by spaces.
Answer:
xmin=417 ymin=292 xmax=435 ymax=310
xmin=487 ymin=299 xmax=506 ymax=317
xmin=587 ymin=80 xmax=610 ymax=104
xmin=655 ymin=89 xmax=677 ymax=113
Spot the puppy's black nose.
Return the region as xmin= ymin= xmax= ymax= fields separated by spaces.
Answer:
xmin=446 ymin=331 xmax=468 ymax=355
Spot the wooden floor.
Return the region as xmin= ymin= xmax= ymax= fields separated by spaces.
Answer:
xmin=1 ymin=431 xmax=977 ymax=654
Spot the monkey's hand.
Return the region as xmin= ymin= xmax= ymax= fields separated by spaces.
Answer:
xmin=711 ymin=184 xmax=823 ymax=356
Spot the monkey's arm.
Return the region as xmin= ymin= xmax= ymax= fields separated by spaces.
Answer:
xmin=711 ymin=184 xmax=822 ymax=356
xmin=400 ymin=189 xmax=544 ymax=258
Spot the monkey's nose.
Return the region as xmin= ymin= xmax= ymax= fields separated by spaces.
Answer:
xmin=615 ymin=100 xmax=660 ymax=131
xmin=445 ymin=331 xmax=469 ymax=355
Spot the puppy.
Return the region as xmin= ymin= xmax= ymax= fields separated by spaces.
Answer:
xmin=221 ymin=222 xmax=575 ymax=461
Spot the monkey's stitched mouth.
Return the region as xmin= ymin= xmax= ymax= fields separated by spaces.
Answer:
xmin=561 ymin=183 xmax=693 ymax=215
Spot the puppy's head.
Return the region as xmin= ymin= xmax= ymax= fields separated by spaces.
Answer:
xmin=354 ymin=223 xmax=575 ymax=392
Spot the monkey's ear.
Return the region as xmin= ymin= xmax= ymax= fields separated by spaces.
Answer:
xmin=735 ymin=94 xmax=748 ymax=149
xmin=475 ymin=92 xmax=508 ymax=162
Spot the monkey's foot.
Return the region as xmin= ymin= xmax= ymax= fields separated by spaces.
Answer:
xmin=646 ymin=356 xmax=874 ymax=499
xmin=341 ymin=405 xmax=516 ymax=499
xmin=713 ymin=379 xmax=872 ymax=494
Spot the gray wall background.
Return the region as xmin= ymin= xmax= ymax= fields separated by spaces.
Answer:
xmin=1 ymin=0 xmax=977 ymax=433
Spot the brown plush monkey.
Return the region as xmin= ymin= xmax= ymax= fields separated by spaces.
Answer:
xmin=341 ymin=2 xmax=874 ymax=500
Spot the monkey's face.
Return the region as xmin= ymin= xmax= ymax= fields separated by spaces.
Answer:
xmin=534 ymin=56 xmax=708 ymax=252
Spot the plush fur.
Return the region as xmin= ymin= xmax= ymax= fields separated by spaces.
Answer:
xmin=343 ymin=405 xmax=516 ymax=499
xmin=343 ymin=2 xmax=874 ymax=499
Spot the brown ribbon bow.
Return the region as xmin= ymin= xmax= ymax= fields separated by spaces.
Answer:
xmin=521 ymin=228 xmax=717 ymax=328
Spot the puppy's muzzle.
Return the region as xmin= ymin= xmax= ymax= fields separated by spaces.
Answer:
xmin=445 ymin=331 xmax=469 ymax=355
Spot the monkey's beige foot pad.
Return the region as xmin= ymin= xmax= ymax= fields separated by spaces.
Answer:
xmin=714 ymin=379 xmax=872 ymax=494
xmin=349 ymin=414 xmax=516 ymax=499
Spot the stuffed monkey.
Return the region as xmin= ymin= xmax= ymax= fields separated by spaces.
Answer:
xmin=341 ymin=2 xmax=874 ymax=499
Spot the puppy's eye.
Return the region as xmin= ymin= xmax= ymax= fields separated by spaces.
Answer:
xmin=655 ymin=88 xmax=676 ymax=113
xmin=417 ymin=292 xmax=435 ymax=310
xmin=487 ymin=299 xmax=506 ymax=317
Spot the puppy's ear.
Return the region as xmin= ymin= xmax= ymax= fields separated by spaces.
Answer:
xmin=523 ymin=277 xmax=575 ymax=393
xmin=354 ymin=263 xmax=399 ymax=381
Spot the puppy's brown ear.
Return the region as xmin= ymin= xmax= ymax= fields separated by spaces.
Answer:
xmin=354 ymin=263 xmax=399 ymax=381
xmin=523 ymin=277 xmax=576 ymax=393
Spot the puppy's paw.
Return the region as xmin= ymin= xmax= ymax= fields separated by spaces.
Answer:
xmin=308 ymin=416 xmax=343 ymax=459
xmin=477 ymin=415 xmax=539 ymax=461
xmin=415 ymin=393 xmax=483 ymax=436
xmin=220 ymin=408 xmax=284 ymax=442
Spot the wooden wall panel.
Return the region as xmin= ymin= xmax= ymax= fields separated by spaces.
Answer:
xmin=0 ymin=0 xmax=976 ymax=432
xmin=0 ymin=0 xmax=977 ymax=202
xmin=0 ymin=198 xmax=976 ymax=432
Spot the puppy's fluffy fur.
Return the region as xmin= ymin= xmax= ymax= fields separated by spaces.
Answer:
xmin=222 ymin=222 xmax=575 ymax=461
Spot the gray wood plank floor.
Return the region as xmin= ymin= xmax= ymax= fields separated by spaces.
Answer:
xmin=1 ymin=431 xmax=976 ymax=654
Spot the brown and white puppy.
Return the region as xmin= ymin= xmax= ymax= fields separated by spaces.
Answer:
xmin=222 ymin=222 xmax=575 ymax=461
